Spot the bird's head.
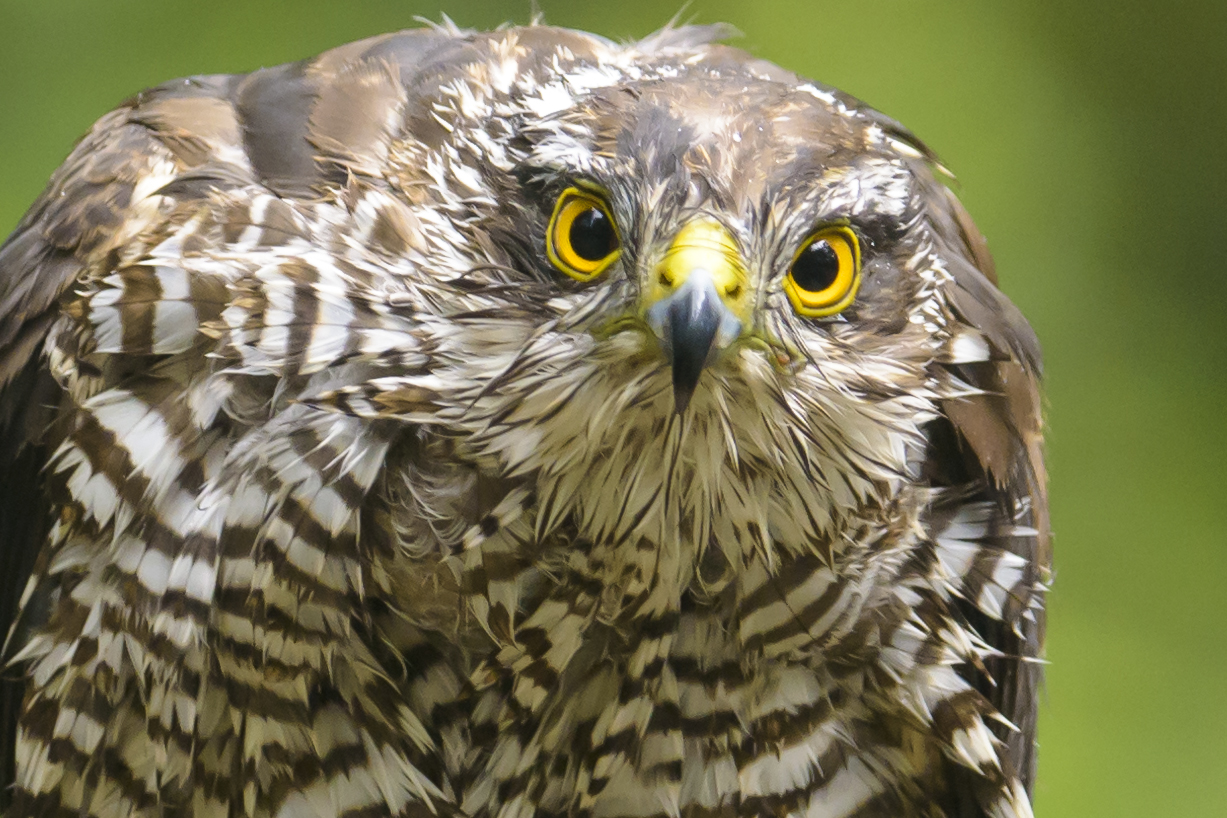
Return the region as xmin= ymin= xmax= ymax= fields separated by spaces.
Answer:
xmin=511 ymin=73 xmax=943 ymax=416
xmin=347 ymin=27 xmax=1025 ymax=564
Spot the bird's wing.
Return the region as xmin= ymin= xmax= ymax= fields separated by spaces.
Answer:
xmin=924 ymin=186 xmax=1050 ymax=814
xmin=0 ymin=92 xmax=188 ymax=795
xmin=0 ymin=26 xmax=470 ymax=805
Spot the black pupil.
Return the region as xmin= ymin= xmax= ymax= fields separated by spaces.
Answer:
xmin=569 ymin=206 xmax=616 ymax=261
xmin=792 ymin=239 xmax=840 ymax=292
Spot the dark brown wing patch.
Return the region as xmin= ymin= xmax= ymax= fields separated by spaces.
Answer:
xmin=928 ymin=198 xmax=1050 ymax=805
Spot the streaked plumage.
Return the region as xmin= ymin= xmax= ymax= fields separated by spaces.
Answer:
xmin=0 ymin=22 xmax=1049 ymax=818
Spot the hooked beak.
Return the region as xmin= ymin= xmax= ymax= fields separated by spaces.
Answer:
xmin=644 ymin=219 xmax=751 ymax=413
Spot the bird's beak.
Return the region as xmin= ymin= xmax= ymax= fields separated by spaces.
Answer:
xmin=644 ymin=218 xmax=751 ymax=413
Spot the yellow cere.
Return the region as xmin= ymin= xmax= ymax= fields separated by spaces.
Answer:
xmin=546 ymin=187 xmax=622 ymax=281
xmin=649 ymin=218 xmax=753 ymax=323
xmin=784 ymin=225 xmax=861 ymax=318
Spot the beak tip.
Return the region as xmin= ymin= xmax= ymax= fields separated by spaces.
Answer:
xmin=670 ymin=341 xmax=707 ymax=416
xmin=672 ymin=384 xmax=694 ymax=416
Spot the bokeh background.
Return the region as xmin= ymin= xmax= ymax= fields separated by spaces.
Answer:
xmin=1 ymin=1 xmax=1223 ymax=815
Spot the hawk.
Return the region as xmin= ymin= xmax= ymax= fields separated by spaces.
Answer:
xmin=0 ymin=22 xmax=1049 ymax=818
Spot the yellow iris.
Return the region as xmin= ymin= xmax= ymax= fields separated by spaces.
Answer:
xmin=546 ymin=187 xmax=622 ymax=281
xmin=784 ymin=226 xmax=861 ymax=317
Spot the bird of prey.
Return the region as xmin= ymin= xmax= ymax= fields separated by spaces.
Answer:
xmin=0 ymin=22 xmax=1049 ymax=818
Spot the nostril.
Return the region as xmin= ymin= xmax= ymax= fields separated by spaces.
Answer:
xmin=658 ymin=270 xmax=674 ymax=287
xmin=724 ymin=283 xmax=742 ymax=299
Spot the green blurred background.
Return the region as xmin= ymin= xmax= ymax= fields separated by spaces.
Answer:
xmin=1 ymin=1 xmax=1223 ymax=815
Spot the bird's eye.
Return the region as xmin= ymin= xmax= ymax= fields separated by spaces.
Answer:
xmin=546 ymin=187 xmax=621 ymax=281
xmin=784 ymin=226 xmax=861 ymax=317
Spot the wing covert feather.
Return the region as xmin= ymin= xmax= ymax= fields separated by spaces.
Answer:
xmin=927 ymin=193 xmax=1050 ymax=812
xmin=0 ymin=28 xmax=468 ymax=810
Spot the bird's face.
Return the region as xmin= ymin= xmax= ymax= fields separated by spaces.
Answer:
xmin=414 ymin=53 xmax=968 ymax=562
xmin=519 ymin=77 xmax=941 ymax=404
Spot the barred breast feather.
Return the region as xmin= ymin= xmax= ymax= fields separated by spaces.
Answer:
xmin=0 ymin=22 xmax=1048 ymax=818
